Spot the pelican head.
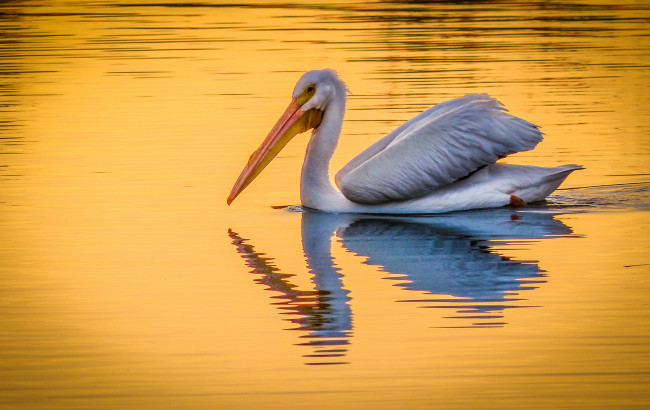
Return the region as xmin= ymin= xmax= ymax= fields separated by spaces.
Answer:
xmin=227 ymin=69 xmax=345 ymax=205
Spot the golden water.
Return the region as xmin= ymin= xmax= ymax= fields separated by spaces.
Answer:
xmin=1 ymin=1 xmax=649 ymax=408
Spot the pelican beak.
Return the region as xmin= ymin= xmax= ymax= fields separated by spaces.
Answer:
xmin=227 ymin=99 xmax=323 ymax=205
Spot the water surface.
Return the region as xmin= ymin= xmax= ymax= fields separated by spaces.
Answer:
xmin=1 ymin=1 xmax=649 ymax=408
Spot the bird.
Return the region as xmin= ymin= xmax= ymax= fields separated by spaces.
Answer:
xmin=227 ymin=69 xmax=581 ymax=214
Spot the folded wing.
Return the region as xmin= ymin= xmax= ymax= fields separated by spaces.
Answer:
xmin=335 ymin=94 xmax=543 ymax=204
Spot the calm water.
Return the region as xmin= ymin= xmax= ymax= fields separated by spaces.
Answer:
xmin=2 ymin=1 xmax=650 ymax=408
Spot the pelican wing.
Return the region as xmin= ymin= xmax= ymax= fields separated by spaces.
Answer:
xmin=335 ymin=94 xmax=543 ymax=204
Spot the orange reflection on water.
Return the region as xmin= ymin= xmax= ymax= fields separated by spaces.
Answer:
xmin=1 ymin=1 xmax=650 ymax=409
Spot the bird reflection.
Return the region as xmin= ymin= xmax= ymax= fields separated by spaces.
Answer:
xmin=228 ymin=228 xmax=351 ymax=366
xmin=229 ymin=207 xmax=575 ymax=363
xmin=336 ymin=210 xmax=570 ymax=328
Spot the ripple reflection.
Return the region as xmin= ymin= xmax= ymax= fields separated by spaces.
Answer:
xmin=230 ymin=207 xmax=576 ymax=363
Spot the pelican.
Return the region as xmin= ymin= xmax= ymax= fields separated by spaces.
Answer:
xmin=227 ymin=69 xmax=581 ymax=213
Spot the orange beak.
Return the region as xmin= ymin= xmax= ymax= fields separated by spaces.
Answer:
xmin=227 ymin=99 xmax=323 ymax=205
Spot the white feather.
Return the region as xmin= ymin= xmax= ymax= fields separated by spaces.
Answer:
xmin=320 ymin=163 xmax=582 ymax=214
xmin=335 ymin=94 xmax=543 ymax=204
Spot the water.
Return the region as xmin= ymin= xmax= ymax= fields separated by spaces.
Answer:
xmin=1 ymin=1 xmax=649 ymax=408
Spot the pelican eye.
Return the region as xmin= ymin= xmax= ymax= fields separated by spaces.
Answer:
xmin=297 ymin=84 xmax=317 ymax=104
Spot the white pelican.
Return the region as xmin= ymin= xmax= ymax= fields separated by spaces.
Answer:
xmin=227 ymin=69 xmax=581 ymax=213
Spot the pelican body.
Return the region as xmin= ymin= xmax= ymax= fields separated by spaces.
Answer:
xmin=228 ymin=69 xmax=581 ymax=214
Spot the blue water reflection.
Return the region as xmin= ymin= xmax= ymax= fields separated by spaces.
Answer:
xmin=230 ymin=207 xmax=575 ymax=364
xmin=339 ymin=209 xmax=571 ymax=298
